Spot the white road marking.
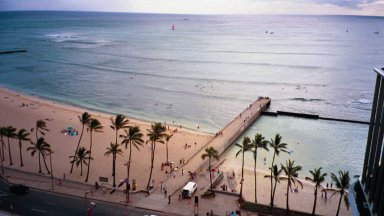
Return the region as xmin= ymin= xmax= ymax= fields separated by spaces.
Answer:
xmin=31 ymin=208 xmax=46 ymax=213
xmin=43 ymin=201 xmax=56 ymax=205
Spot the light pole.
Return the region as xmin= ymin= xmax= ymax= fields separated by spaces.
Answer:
xmin=124 ymin=161 xmax=129 ymax=203
xmin=48 ymin=151 xmax=54 ymax=190
xmin=85 ymin=190 xmax=91 ymax=215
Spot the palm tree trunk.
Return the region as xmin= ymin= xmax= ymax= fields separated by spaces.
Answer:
xmin=42 ymin=155 xmax=50 ymax=174
xmin=272 ymin=179 xmax=278 ymax=208
xmin=112 ymin=153 xmax=116 ymax=187
xmin=19 ymin=140 xmax=23 ymax=167
xmin=209 ymin=157 xmax=213 ymax=194
xmin=270 ymin=152 xmax=276 ymax=206
xmin=286 ymin=180 xmax=290 ymax=212
xmin=85 ymin=131 xmax=93 ymax=182
xmin=336 ymin=192 xmax=343 ymax=216
xmin=7 ymin=137 xmax=12 ymax=166
xmin=38 ymin=152 xmax=42 ymax=173
xmin=127 ymin=142 xmax=132 ymax=202
xmin=1 ymin=139 xmax=5 ymax=161
xmin=254 ymin=149 xmax=258 ymax=203
xmin=146 ymin=141 xmax=155 ymax=189
xmin=70 ymin=124 xmax=85 ymax=174
xmin=312 ymin=187 xmax=318 ymax=215
xmin=239 ymin=150 xmax=245 ymax=203
xmin=80 ymin=162 xmax=83 ymax=176
xmin=166 ymin=141 xmax=169 ymax=162
xmin=112 ymin=154 xmax=115 ymax=176
xmin=115 ymin=130 xmax=118 ymax=147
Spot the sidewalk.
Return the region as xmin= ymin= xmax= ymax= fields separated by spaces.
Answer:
xmin=4 ymin=168 xmax=258 ymax=216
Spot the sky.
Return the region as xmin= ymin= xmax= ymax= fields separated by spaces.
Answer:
xmin=0 ymin=0 xmax=384 ymax=16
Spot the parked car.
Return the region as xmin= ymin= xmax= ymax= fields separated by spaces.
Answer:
xmin=9 ymin=184 xmax=29 ymax=195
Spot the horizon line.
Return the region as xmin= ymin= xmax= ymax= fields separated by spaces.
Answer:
xmin=1 ymin=9 xmax=384 ymax=18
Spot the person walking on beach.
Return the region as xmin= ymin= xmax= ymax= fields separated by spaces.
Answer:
xmin=164 ymin=189 xmax=167 ymax=198
xmin=168 ymin=195 xmax=171 ymax=204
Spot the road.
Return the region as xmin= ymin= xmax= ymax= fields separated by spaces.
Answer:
xmin=0 ymin=179 xmax=170 ymax=216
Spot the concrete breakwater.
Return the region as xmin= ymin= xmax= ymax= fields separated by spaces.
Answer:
xmin=0 ymin=49 xmax=27 ymax=54
xmin=262 ymin=110 xmax=369 ymax=125
xmin=162 ymin=97 xmax=271 ymax=195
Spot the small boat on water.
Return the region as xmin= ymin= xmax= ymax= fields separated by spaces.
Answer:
xmin=374 ymin=31 xmax=380 ymax=34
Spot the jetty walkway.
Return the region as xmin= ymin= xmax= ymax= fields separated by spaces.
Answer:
xmin=134 ymin=97 xmax=271 ymax=212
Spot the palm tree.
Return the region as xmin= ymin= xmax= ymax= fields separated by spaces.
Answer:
xmin=85 ymin=118 xmax=103 ymax=182
xmin=0 ymin=126 xmax=6 ymax=161
xmin=330 ymin=170 xmax=350 ymax=216
xmin=281 ymin=159 xmax=303 ymax=212
xmin=15 ymin=129 xmax=31 ymax=167
xmin=34 ymin=120 xmax=50 ymax=172
xmin=70 ymin=112 xmax=91 ymax=174
xmin=27 ymin=137 xmax=51 ymax=174
xmin=251 ymin=133 xmax=269 ymax=203
xmin=35 ymin=119 xmax=49 ymax=140
xmin=164 ymin=133 xmax=173 ymax=163
xmin=120 ymin=126 xmax=144 ymax=202
xmin=264 ymin=164 xmax=283 ymax=207
xmin=110 ymin=114 xmax=130 ymax=149
xmin=146 ymin=122 xmax=165 ymax=189
xmin=105 ymin=143 xmax=123 ymax=187
xmin=201 ymin=147 xmax=219 ymax=196
xmin=69 ymin=146 xmax=92 ymax=176
xmin=235 ymin=136 xmax=253 ymax=203
xmin=305 ymin=167 xmax=327 ymax=215
xmin=4 ymin=126 xmax=16 ymax=166
xmin=268 ymin=134 xmax=288 ymax=206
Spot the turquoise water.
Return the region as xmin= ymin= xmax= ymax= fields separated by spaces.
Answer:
xmin=0 ymin=11 xmax=382 ymax=176
xmin=222 ymin=116 xmax=368 ymax=179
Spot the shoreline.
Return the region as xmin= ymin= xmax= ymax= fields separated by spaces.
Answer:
xmin=0 ymin=86 xmax=213 ymax=191
xmin=0 ymin=86 xmax=211 ymax=136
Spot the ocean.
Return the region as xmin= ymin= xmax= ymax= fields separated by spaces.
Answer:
xmin=0 ymin=11 xmax=383 ymax=178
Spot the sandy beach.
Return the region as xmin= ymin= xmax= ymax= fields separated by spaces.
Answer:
xmin=0 ymin=87 xmax=212 ymax=191
xmin=0 ymin=87 xmax=351 ymax=215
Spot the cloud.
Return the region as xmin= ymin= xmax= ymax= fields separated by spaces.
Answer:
xmin=0 ymin=0 xmax=134 ymax=11
xmin=308 ymin=0 xmax=378 ymax=9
